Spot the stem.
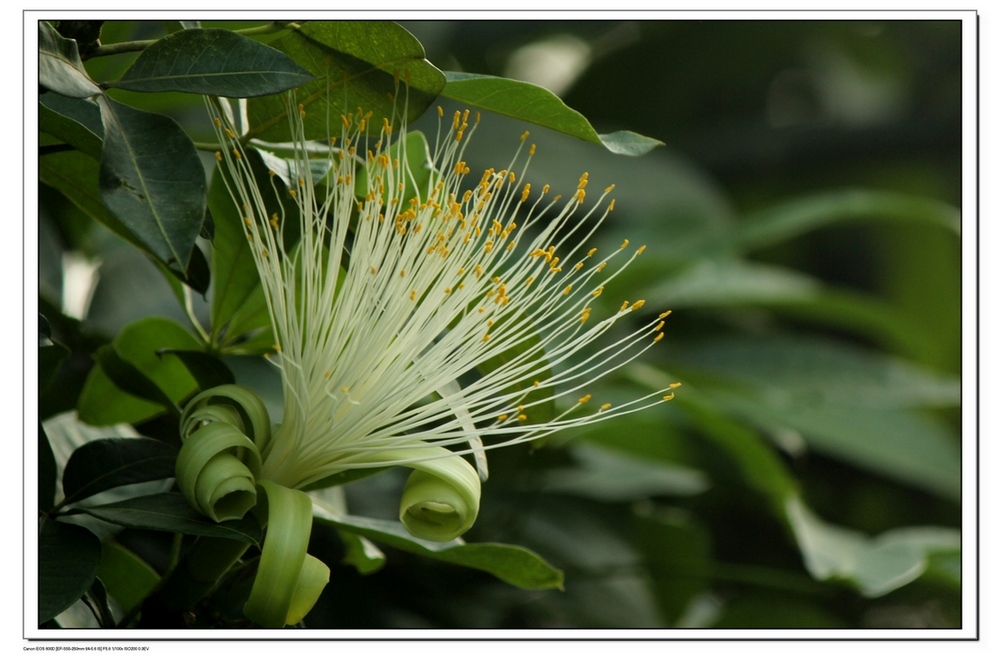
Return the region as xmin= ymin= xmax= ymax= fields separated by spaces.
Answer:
xmin=86 ymin=21 xmax=298 ymax=59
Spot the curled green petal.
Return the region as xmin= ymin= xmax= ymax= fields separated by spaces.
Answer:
xmin=396 ymin=448 xmax=481 ymax=542
xmin=285 ymin=554 xmax=331 ymax=625
xmin=176 ymin=422 xmax=261 ymax=522
xmin=181 ymin=384 xmax=272 ymax=449
xmin=244 ymin=480 xmax=329 ymax=628
xmin=177 ymin=385 xmax=272 ymax=522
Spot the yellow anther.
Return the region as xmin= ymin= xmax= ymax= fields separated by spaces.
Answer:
xmin=482 ymin=334 xmax=491 ymax=342
xmin=233 ymin=149 xmax=242 ymax=160
xmin=620 ymin=300 xmax=630 ymax=312
xmin=578 ymin=394 xmax=592 ymax=404
xmin=574 ymin=262 xmax=584 ymax=271
xmin=663 ymin=392 xmax=675 ymax=401
xmin=587 ymin=247 xmax=598 ymax=257
xmin=529 ymin=144 xmax=536 ymax=156
xmin=592 ymin=286 xmax=604 ymax=298
xmin=224 ymin=128 xmax=236 ymax=140
xmin=437 ymin=106 xmax=444 ymax=117
xmin=370 ymin=265 xmax=377 ymax=275
xmin=597 ymin=261 xmax=607 ymax=272
xmin=655 ymin=321 xmax=665 ymax=332
xmin=444 ymin=287 xmax=452 ymax=294
xmin=637 ymin=244 xmax=646 ymax=255
xmin=525 ymin=276 xmax=535 ymax=287
xmin=270 ymin=213 xmax=279 ymax=228
xmin=215 ymin=151 xmax=222 ymax=161
xmin=243 ymin=217 xmax=251 ymax=227
xmin=520 ymin=130 xmax=530 ymax=142
xmin=410 ymin=290 xmax=417 ymax=301
xmin=659 ymin=310 xmax=673 ymax=319
xmin=631 ymin=300 xmax=646 ymax=311
xmin=654 ymin=332 xmax=665 ymax=342
xmin=324 ymin=371 xmax=332 ymax=378
xmin=213 ymin=117 xmax=222 ymax=127
xmin=517 ymin=414 xmax=527 ymax=422
xmin=608 ymin=199 xmax=616 ymax=211
xmin=600 ymin=403 xmax=612 ymax=411
xmin=497 ymin=414 xmax=508 ymax=422
xmin=273 ymin=344 xmax=282 ymax=352
xmin=542 ymin=184 xmax=550 ymax=195
xmin=563 ymin=285 xmax=573 ymax=296
xmin=670 ymin=382 xmax=682 ymax=389
xmin=620 ymin=239 xmax=630 ymax=249
xmin=604 ymin=184 xmax=615 ymax=194
xmin=341 ymin=386 xmax=350 ymax=394
xmin=534 ymin=380 xmax=541 ymax=387
xmin=400 ymin=269 xmax=406 ymax=277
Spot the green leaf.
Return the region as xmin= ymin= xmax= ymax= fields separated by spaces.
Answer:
xmin=337 ymin=530 xmax=386 ymax=575
xmin=97 ymin=96 xmax=206 ymax=272
xmin=247 ymin=21 xmax=445 ymax=142
xmin=61 ymin=438 xmax=178 ymax=506
xmin=786 ymin=497 xmax=961 ymax=597
xmin=83 ymin=578 xmax=116 ymax=628
xmin=626 ymin=361 xmax=799 ymax=512
xmin=40 ymin=149 xmax=210 ymax=295
xmin=38 ymin=519 xmax=102 ymax=624
xmin=39 ymin=425 xmax=57 ymax=512
xmin=40 ymin=94 xmax=103 ymax=158
xmin=640 ymin=260 xmax=821 ymax=308
xmin=96 ymin=542 xmax=160 ymax=613
xmin=634 ymin=505 xmax=712 ymax=625
xmin=666 ymin=336 xmax=961 ymax=499
xmin=113 ymin=28 xmax=313 ymax=97
xmin=39 ymin=21 xmax=101 ymax=98
xmin=716 ymin=190 xmax=961 ymax=255
xmin=157 ymin=349 xmax=236 ymax=391
xmin=313 ymin=513 xmax=564 ymax=590
xmin=76 ymin=492 xmax=263 ymax=544
xmin=92 ymin=345 xmax=180 ymax=412
xmin=207 ymin=150 xmax=280 ymax=353
xmin=442 ymin=72 xmax=662 ymax=156
xmin=78 ymin=317 xmax=202 ymax=425
xmin=542 ymin=443 xmax=709 ymax=502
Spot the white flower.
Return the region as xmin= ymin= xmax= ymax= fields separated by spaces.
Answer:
xmin=208 ymin=96 xmax=679 ymax=539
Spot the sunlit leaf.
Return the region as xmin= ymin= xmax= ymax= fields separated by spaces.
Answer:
xmin=248 ymin=21 xmax=445 ymax=142
xmin=78 ymin=317 xmax=202 ymax=425
xmin=442 ymin=72 xmax=662 ymax=156
xmin=97 ymin=542 xmax=160 ymax=613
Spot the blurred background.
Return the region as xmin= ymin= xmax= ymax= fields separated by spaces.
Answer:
xmin=41 ymin=19 xmax=965 ymax=629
